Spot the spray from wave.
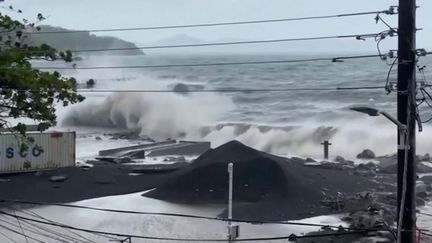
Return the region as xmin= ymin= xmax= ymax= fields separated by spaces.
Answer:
xmin=59 ymin=57 xmax=432 ymax=160
xmin=62 ymin=80 xmax=233 ymax=140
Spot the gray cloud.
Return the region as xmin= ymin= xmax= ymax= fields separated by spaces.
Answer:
xmin=4 ymin=0 xmax=431 ymax=53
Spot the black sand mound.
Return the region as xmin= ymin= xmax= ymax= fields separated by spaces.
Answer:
xmin=145 ymin=140 xmax=321 ymax=203
xmin=145 ymin=141 xmax=379 ymax=218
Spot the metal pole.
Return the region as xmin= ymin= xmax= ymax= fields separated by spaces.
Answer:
xmin=320 ymin=141 xmax=331 ymax=160
xmin=228 ymin=163 xmax=234 ymax=242
xmin=397 ymin=0 xmax=417 ymax=242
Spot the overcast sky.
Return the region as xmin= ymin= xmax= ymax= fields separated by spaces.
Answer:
xmin=3 ymin=0 xmax=432 ymax=54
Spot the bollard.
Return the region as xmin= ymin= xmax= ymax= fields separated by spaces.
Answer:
xmin=320 ymin=140 xmax=332 ymax=160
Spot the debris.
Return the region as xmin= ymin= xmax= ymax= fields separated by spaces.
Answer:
xmin=357 ymin=149 xmax=376 ymax=159
xmin=334 ymin=155 xmax=345 ymax=163
xmin=49 ymin=175 xmax=68 ymax=182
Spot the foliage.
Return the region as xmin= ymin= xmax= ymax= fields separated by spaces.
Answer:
xmin=31 ymin=25 xmax=145 ymax=56
xmin=86 ymin=79 xmax=95 ymax=88
xmin=0 ymin=5 xmax=85 ymax=138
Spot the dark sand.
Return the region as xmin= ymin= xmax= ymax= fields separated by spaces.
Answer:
xmin=0 ymin=161 xmax=172 ymax=208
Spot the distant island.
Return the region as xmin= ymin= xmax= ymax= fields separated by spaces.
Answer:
xmin=27 ymin=25 xmax=144 ymax=56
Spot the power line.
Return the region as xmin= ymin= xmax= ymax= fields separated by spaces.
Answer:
xmin=27 ymin=54 xmax=387 ymax=70
xmin=75 ymin=86 xmax=386 ymax=93
xmin=29 ymin=8 xmax=397 ymax=34
xmin=418 ymin=212 xmax=432 ymax=217
xmin=13 ymin=208 xmax=96 ymax=243
xmin=0 ymin=224 xmax=45 ymax=243
xmin=70 ymin=32 xmax=392 ymax=53
xmin=0 ymin=199 xmax=381 ymax=231
xmin=0 ymin=86 xmax=387 ymax=94
xmin=0 ymin=217 xmax=71 ymax=243
xmin=0 ymin=228 xmax=19 ymax=243
xmin=0 ymin=210 xmax=376 ymax=242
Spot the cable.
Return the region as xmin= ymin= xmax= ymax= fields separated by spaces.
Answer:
xmin=0 ymin=217 xmax=70 ymax=243
xmin=0 ymin=86 xmax=386 ymax=94
xmin=420 ymin=89 xmax=432 ymax=123
xmin=0 ymin=199 xmax=384 ymax=232
xmin=418 ymin=212 xmax=432 ymax=217
xmin=376 ymin=14 xmax=398 ymax=33
xmin=29 ymin=8 xmax=397 ymax=34
xmin=24 ymin=54 xmax=386 ymax=70
xmin=0 ymin=211 xmax=378 ymax=242
xmin=0 ymin=223 xmax=45 ymax=243
xmin=68 ymin=32 xmax=390 ymax=53
xmin=385 ymin=57 xmax=398 ymax=93
xmin=13 ymin=211 xmax=28 ymax=243
xmin=74 ymin=86 xmax=386 ymax=93
xmin=0 ymin=228 xmax=19 ymax=243
xmin=17 ymin=208 xmax=98 ymax=243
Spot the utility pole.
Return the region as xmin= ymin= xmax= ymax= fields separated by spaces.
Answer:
xmin=397 ymin=0 xmax=417 ymax=242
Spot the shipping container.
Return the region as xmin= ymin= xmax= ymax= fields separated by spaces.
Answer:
xmin=0 ymin=132 xmax=76 ymax=174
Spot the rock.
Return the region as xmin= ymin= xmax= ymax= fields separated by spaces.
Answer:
xmin=417 ymin=181 xmax=427 ymax=195
xmin=163 ymin=156 xmax=186 ymax=163
xmin=356 ymin=164 xmax=369 ymax=171
xmin=417 ymin=197 xmax=426 ymax=207
xmin=418 ymin=153 xmax=431 ymax=162
xmin=421 ymin=175 xmax=432 ymax=185
xmin=172 ymin=83 xmax=190 ymax=94
xmin=343 ymin=160 xmax=355 ymax=166
xmin=418 ymin=162 xmax=432 ymax=173
xmin=35 ymin=171 xmax=50 ymax=177
xmin=334 ymin=156 xmax=345 ymax=163
xmin=349 ymin=211 xmax=385 ymax=229
xmin=290 ymin=157 xmax=306 ymax=164
xmin=95 ymin=136 xmax=102 ymax=141
xmin=365 ymin=161 xmax=377 ymax=169
xmin=113 ymin=157 xmax=132 ymax=164
xmin=49 ymin=175 xmax=68 ymax=182
xmin=357 ymin=149 xmax=376 ymax=159
xmin=305 ymin=158 xmax=316 ymax=163
xmin=318 ymin=162 xmax=344 ymax=170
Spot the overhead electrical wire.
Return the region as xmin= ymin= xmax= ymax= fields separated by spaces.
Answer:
xmin=0 ymin=228 xmax=19 ymax=243
xmin=74 ymin=86 xmax=387 ymax=93
xmin=0 ymin=210 xmax=377 ymax=242
xmin=0 ymin=199 xmax=384 ymax=232
xmin=0 ymin=224 xmax=45 ymax=243
xmin=69 ymin=32 xmax=394 ymax=53
xmin=0 ymin=217 xmax=70 ymax=243
xmin=0 ymin=86 xmax=387 ymax=94
xmin=28 ymin=8 xmax=398 ymax=34
xmin=26 ymin=54 xmax=388 ymax=70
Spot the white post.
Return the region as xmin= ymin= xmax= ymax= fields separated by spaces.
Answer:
xmin=228 ymin=163 xmax=233 ymax=221
xmin=227 ymin=163 xmax=234 ymax=242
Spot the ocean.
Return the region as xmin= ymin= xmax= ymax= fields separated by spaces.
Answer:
xmin=52 ymin=53 xmax=432 ymax=160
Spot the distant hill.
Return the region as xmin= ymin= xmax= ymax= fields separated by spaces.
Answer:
xmin=26 ymin=25 xmax=144 ymax=56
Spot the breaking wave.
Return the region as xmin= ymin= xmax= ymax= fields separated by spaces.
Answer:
xmin=59 ymin=63 xmax=432 ymax=159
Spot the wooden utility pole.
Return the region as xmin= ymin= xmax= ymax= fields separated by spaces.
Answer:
xmin=397 ymin=0 xmax=417 ymax=242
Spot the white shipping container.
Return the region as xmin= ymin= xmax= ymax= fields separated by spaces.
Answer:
xmin=0 ymin=132 xmax=76 ymax=174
